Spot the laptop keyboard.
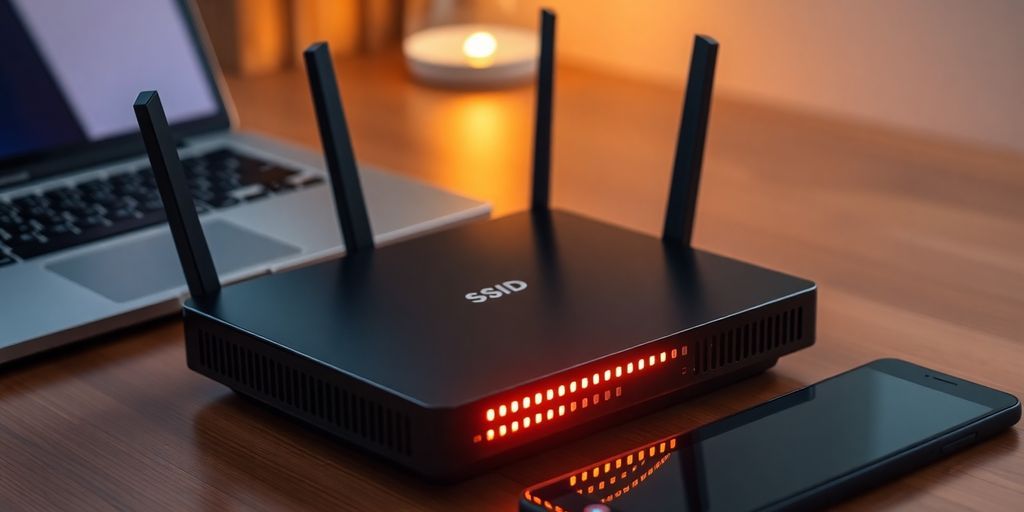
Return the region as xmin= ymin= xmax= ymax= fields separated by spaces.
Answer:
xmin=0 ymin=148 xmax=322 ymax=263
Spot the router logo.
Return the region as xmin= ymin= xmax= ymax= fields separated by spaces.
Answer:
xmin=465 ymin=280 xmax=528 ymax=304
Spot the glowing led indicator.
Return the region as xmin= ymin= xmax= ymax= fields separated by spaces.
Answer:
xmin=592 ymin=373 xmax=600 ymax=385
xmin=524 ymin=396 xmax=532 ymax=409
xmin=486 ymin=409 xmax=495 ymax=421
xmin=671 ymin=348 xmax=678 ymax=359
xmin=486 ymin=429 xmax=495 ymax=441
xmin=615 ymin=366 xmax=622 ymax=377
xmin=535 ymin=392 xmax=543 ymax=405
xmin=536 ymin=412 xmax=543 ymax=424
xmin=558 ymin=405 xmax=566 ymax=416
xmin=638 ymin=359 xmax=645 ymax=370
xmin=511 ymin=401 xmax=519 ymax=413
xmin=547 ymin=389 xmax=554 ymax=400
xmin=581 ymin=378 xmax=589 ymax=389
xmin=499 ymin=405 xmax=507 ymax=417
xmin=558 ymin=385 xmax=566 ymax=397
xmin=524 ymin=416 xmax=531 ymax=428
xmin=512 ymin=421 xmax=519 ymax=432
xmin=627 ymin=362 xmax=634 ymax=374
xmin=660 ymin=352 xmax=667 ymax=362
xmin=649 ymin=355 xmax=656 ymax=366
xmin=570 ymin=381 xmax=577 ymax=393
xmin=604 ymin=369 xmax=612 ymax=381
xmin=499 ymin=425 xmax=508 ymax=436
xmin=547 ymin=408 xmax=554 ymax=420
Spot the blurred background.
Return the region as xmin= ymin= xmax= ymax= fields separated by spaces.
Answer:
xmin=195 ymin=0 xmax=1023 ymax=154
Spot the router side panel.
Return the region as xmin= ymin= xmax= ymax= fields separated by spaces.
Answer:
xmin=181 ymin=310 xmax=444 ymax=473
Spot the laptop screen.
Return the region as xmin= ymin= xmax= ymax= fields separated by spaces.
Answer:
xmin=0 ymin=0 xmax=225 ymax=182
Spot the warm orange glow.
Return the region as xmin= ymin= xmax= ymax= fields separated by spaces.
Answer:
xmin=499 ymin=425 xmax=508 ymax=436
xmin=486 ymin=408 xmax=495 ymax=421
xmin=511 ymin=401 xmax=519 ymax=413
xmin=524 ymin=396 xmax=531 ymax=409
xmin=535 ymin=392 xmax=543 ymax=405
xmin=627 ymin=362 xmax=634 ymax=374
xmin=547 ymin=409 xmax=554 ymax=420
xmin=615 ymin=366 xmax=622 ymax=377
xmin=499 ymin=405 xmax=507 ymax=417
xmin=558 ymin=385 xmax=566 ymax=397
xmin=570 ymin=381 xmax=577 ymax=393
xmin=592 ymin=373 xmax=600 ymax=385
xmin=559 ymin=405 xmax=566 ymax=416
xmin=604 ymin=369 xmax=612 ymax=381
xmin=660 ymin=352 xmax=667 ymax=362
xmin=638 ymin=359 xmax=645 ymax=370
xmin=512 ymin=421 xmax=519 ymax=432
xmin=524 ymin=416 xmax=532 ymax=428
xmin=547 ymin=389 xmax=554 ymax=400
xmin=486 ymin=429 xmax=495 ymax=441
xmin=462 ymin=31 xmax=497 ymax=59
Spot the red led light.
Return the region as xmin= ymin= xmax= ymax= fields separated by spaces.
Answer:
xmin=499 ymin=405 xmax=507 ymax=417
xmin=486 ymin=409 xmax=495 ymax=421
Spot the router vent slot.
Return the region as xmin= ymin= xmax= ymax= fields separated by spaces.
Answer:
xmin=194 ymin=329 xmax=412 ymax=456
xmin=693 ymin=306 xmax=804 ymax=376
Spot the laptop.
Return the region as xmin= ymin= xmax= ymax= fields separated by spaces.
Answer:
xmin=0 ymin=0 xmax=489 ymax=363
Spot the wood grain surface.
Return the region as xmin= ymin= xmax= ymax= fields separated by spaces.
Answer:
xmin=1 ymin=50 xmax=1021 ymax=511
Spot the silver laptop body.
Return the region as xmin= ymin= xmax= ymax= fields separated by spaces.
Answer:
xmin=0 ymin=0 xmax=489 ymax=363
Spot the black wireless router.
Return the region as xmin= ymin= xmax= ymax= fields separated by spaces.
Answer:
xmin=134 ymin=10 xmax=815 ymax=480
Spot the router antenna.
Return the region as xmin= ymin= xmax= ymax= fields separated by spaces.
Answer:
xmin=304 ymin=42 xmax=375 ymax=253
xmin=662 ymin=35 xmax=718 ymax=245
xmin=530 ymin=9 xmax=556 ymax=212
xmin=134 ymin=91 xmax=221 ymax=298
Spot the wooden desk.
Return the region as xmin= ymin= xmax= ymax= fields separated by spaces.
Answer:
xmin=2 ymin=51 xmax=1022 ymax=511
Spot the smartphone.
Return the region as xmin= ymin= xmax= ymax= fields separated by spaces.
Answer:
xmin=520 ymin=359 xmax=1020 ymax=512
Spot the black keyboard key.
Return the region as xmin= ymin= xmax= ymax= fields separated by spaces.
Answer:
xmin=301 ymin=176 xmax=325 ymax=187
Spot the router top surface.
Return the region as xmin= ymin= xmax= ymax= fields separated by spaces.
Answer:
xmin=189 ymin=210 xmax=814 ymax=407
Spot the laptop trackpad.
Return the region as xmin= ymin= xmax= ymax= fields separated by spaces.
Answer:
xmin=47 ymin=220 xmax=300 ymax=303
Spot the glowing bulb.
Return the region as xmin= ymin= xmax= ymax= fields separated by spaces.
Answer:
xmin=486 ymin=409 xmax=495 ymax=421
xmin=462 ymin=31 xmax=498 ymax=59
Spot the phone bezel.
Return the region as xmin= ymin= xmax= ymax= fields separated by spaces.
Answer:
xmin=521 ymin=358 xmax=1019 ymax=511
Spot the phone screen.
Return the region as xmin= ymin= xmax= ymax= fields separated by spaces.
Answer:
xmin=527 ymin=364 xmax=997 ymax=511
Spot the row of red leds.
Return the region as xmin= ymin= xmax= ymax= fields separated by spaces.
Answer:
xmin=476 ymin=346 xmax=687 ymax=443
